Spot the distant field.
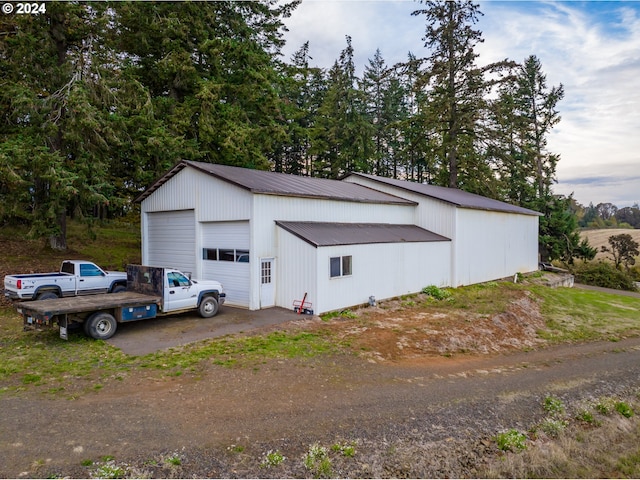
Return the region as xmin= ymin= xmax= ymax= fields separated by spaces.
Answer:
xmin=581 ymin=228 xmax=640 ymax=260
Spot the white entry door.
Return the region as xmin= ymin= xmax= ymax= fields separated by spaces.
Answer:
xmin=260 ymin=258 xmax=275 ymax=308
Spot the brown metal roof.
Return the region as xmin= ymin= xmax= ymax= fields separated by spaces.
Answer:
xmin=276 ymin=221 xmax=450 ymax=247
xmin=136 ymin=161 xmax=416 ymax=205
xmin=344 ymin=173 xmax=541 ymax=216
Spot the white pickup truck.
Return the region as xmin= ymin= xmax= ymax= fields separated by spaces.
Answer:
xmin=4 ymin=260 xmax=127 ymax=301
xmin=16 ymin=265 xmax=226 ymax=340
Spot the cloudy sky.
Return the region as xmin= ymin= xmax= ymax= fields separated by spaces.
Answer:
xmin=281 ymin=0 xmax=640 ymax=208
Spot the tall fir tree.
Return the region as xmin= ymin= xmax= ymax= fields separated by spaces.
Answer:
xmin=412 ymin=0 xmax=487 ymax=190
xmin=271 ymin=41 xmax=326 ymax=175
xmin=311 ymin=36 xmax=373 ymax=178
xmin=1 ymin=3 xmax=118 ymax=249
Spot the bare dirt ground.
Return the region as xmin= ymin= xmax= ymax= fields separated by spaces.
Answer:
xmin=2 ymin=287 xmax=640 ymax=478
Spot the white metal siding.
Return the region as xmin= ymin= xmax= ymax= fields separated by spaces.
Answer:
xmin=315 ymin=240 xmax=451 ymax=314
xmin=146 ymin=210 xmax=196 ymax=275
xmin=250 ymin=194 xmax=417 ymax=310
xmin=140 ymin=166 xmax=252 ymax=222
xmin=275 ymin=227 xmax=317 ymax=312
xmin=454 ymin=209 xmax=539 ymax=286
xmin=201 ymin=221 xmax=250 ymax=307
xmin=343 ymin=175 xmax=457 ymax=238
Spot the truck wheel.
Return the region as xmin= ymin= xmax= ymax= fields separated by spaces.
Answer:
xmin=85 ymin=312 xmax=117 ymax=340
xmin=111 ymin=285 xmax=126 ymax=293
xmin=198 ymin=296 xmax=219 ymax=318
xmin=37 ymin=291 xmax=59 ymax=300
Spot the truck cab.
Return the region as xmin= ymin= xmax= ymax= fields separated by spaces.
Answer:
xmin=163 ymin=268 xmax=225 ymax=316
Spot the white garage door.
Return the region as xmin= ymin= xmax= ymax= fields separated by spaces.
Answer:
xmin=201 ymin=221 xmax=250 ymax=308
xmin=147 ymin=210 xmax=196 ymax=275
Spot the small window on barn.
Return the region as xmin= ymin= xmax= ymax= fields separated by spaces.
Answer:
xmin=342 ymin=255 xmax=352 ymax=276
xmin=219 ymin=249 xmax=235 ymax=262
xmin=330 ymin=255 xmax=352 ymax=278
xmin=236 ymin=250 xmax=250 ymax=263
xmin=203 ymin=248 xmax=218 ymax=261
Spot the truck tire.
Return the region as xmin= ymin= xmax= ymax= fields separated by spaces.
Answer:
xmin=37 ymin=291 xmax=59 ymax=300
xmin=198 ymin=296 xmax=219 ymax=318
xmin=85 ymin=312 xmax=117 ymax=340
xmin=111 ymin=285 xmax=126 ymax=293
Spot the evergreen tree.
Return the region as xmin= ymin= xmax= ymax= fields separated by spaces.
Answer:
xmin=412 ymin=0 xmax=487 ymax=189
xmin=311 ymin=36 xmax=373 ymax=178
xmin=361 ymin=50 xmax=409 ymax=177
xmin=539 ymin=195 xmax=596 ymax=264
xmin=112 ymin=1 xmax=294 ymax=172
xmin=396 ymin=53 xmax=435 ymax=182
xmin=1 ymin=3 xmax=117 ymax=249
xmin=271 ymin=41 xmax=326 ymax=175
xmin=514 ymin=55 xmax=564 ymax=199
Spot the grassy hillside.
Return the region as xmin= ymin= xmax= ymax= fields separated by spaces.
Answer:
xmin=581 ymin=228 xmax=640 ymax=261
xmin=0 ymin=219 xmax=140 ymax=307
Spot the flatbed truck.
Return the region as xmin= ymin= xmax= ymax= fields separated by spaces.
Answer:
xmin=15 ymin=265 xmax=225 ymax=340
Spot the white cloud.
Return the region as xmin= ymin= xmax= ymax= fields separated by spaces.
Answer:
xmin=282 ymin=0 xmax=640 ymax=207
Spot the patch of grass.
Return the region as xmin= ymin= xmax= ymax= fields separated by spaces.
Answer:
xmin=91 ymin=459 xmax=127 ymax=479
xmin=331 ymin=441 xmax=357 ymax=457
xmin=543 ymin=395 xmax=566 ymax=417
xmin=304 ymin=443 xmax=332 ymax=478
xmin=595 ymin=397 xmax=617 ymax=415
xmin=576 ymin=409 xmax=600 ymax=426
xmin=531 ymin=285 xmax=640 ymax=342
xmin=320 ymin=310 xmax=357 ymax=321
xmin=432 ymin=282 xmax=521 ymax=315
xmin=164 ymin=454 xmax=182 ymax=466
xmin=615 ymin=401 xmax=635 ymax=418
xmin=421 ymin=285 xmax=452 ymax=300
xmin=260 ymin=450 xmax=285 ymax=468
xmin=617 ymin=449 xmax=640 ymax=477
xmin=538 ymin=417 xmax=568 ymax=438
xmin=482 ymin=397 xmax=640 ymax=478
xmin=0 ymin=306 xmax=341 ymax=395
xmin=0 ymin=219 xmax=140 ymax=273
xmin=495 ymin=429 xmax=528 ymax=452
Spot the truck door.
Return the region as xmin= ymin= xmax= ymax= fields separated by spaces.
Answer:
xmin=77 ymin=263 xmax=109 ymax=295
xmin=164 ymin=271 xmax=198 ymax=311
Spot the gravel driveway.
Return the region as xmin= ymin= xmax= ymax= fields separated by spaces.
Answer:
xmin=2 ymin=334 xmax=639 ymax=478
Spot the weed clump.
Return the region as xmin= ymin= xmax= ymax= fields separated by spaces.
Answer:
xmin=421 ymin=285 xmax=452 ymax=300
xmin=496 ymin=429 xmax=528 ymax=452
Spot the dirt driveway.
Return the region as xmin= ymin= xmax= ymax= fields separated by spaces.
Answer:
xmin=2 ymin=288 xmax=640 ymax=478
xmin=2 ymin=335 xmax=639 ymax=478
xmin=107 ymin=306 xmax=307 ymax=355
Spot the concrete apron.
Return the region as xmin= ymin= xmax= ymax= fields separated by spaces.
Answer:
xmin=107 ymin=306 xmax=313 ymax=355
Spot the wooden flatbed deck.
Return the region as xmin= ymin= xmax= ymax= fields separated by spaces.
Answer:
xmin=16 ymin=292 xmax=162 ymax=316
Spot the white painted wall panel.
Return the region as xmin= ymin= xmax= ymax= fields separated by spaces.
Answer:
xmin=275 ymin=227 xmax=317 ymax=313
xmin=343 ymin=176 xmax=457 ymax=238
xmin=146 ymin=210 xmax=196 ymax=275
xmin=315 ymin=240 xmax=451 ymax=314
xmin=142 ymin=168 xmax=198 ymax=213
xmin=141 ymin=165 xmax=252 ymax=221
xmin=454 ymin=209 xmax=539 ymax=286
xmin=249 ymin=194 xmax=417 ymax=310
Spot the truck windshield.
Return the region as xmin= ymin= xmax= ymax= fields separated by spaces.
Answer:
xmin=167 ymin=272 xmax=190 ymax=287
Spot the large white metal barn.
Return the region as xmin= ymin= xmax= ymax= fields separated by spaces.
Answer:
xmin=136 ymin=160 xmax=540 ymax=314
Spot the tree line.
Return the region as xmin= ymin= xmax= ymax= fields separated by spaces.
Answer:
xmin=0 ymin=0 xmax=593 ymax=263
xmin=573 ymin=201 xmax=640 ymax=229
